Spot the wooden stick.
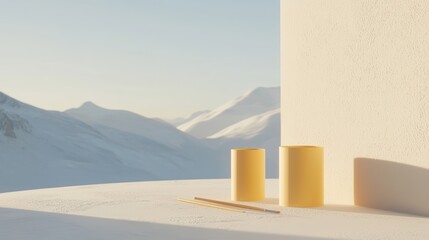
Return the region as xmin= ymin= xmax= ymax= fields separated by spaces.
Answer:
xmin=195 ymin=197 xmax=280 ymax=214
xmin=177 ymin=198 xmax=245 ymax=213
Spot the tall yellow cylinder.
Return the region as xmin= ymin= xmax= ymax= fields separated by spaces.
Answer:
xmin=231 ymin=148 xmax=265 ymax=201
xmin=279 ymin=146 xmax=324 ymax=207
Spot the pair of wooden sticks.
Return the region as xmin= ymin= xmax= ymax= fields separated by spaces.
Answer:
xmin=177 ymin=197 xmax=280 ymax=214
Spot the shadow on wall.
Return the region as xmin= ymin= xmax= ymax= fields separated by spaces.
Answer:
xmin=354 ymin=158 xmax=429 ymax=217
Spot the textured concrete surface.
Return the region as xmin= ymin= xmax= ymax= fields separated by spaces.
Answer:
xmin=280 ymin=0 xmax=429 ymax=209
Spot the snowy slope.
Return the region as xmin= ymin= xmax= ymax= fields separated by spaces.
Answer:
xmin=207 ymin=109 xmax=280 ymax=177
xmin=208 ymin=109 xmax=280 ymax=140
xmin=163 ymin=110 xmax=210 ymax=127
xmin=0 ymin=92 xmax=224 ymax=192
xmin=178 ymin=87 xmax=279 ymax=138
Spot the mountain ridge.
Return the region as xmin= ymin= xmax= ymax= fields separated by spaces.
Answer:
xmin=0 ymin=86 xmax=280 ymax=192
xmin=0 ymin=92 xmax=224 ymax=192
xmin=177 ymin=86 xmax=279 ymax=138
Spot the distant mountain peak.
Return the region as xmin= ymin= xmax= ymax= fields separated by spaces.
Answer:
xmin=80 ymin=101 xmax=101 ymax=109
xmin=0 ymin=91 xmax=22 ymax=108
xmin=250 ymin=86 xmax=279 ymax=92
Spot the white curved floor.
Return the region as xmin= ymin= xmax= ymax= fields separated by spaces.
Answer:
xmin=0 ymin=179 xmax=427 ymax=240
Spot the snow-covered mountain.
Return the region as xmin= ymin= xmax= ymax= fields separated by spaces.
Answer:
xmin=65 ymin=102 xmax=206 ymax=148
xmin=208 ymin=109 xmax=280 ymax=140
xmin=178 ymin=87 xmax=280 ymax=138
xmin=163 ymin=110 xmax=210 ymax=127
xmin=0 ymin=86 xmax=280 ymax=192
xmin=65 ymin=102 xmax=227 ymax=174
xmin=0 ymin=92 xmax=224 ymax=192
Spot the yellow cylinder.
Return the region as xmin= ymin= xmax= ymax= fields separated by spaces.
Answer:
xmin=279 ymin=146 xmax=324 ymax=207
xmin=231 ymin=148 xmax=265 ymax=201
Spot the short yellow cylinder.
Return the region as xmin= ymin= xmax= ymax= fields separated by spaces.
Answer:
xmin=279 ymin=146 xmax=324 ymax=207
xmin=231 ymin=148 xmax=265 ymax=201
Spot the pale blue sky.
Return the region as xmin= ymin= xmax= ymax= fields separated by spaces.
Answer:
xmin=0 ymin=0 xmax=279 ymax=118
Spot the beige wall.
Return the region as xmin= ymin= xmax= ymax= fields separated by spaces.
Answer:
xmin=280 ymin=0 xmax=429 ymax=212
